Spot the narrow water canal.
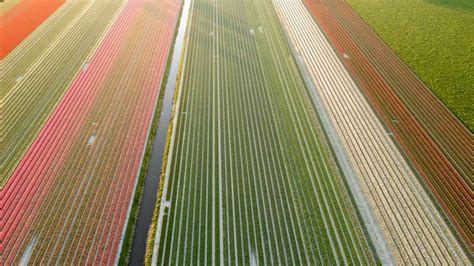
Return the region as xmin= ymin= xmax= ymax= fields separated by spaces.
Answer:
xmin=128 ymin=0 xmax=191 ymax=264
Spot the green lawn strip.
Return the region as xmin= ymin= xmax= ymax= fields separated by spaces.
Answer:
xmin=347 ymin=0 xmax=473 ymax=131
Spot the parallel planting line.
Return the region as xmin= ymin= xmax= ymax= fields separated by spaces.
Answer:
xmin=151 ymin=0 xmax=377 ymax=264
xmin=0 ymin=1 xmax=125 ymax=186
xmin=0 ymin=0 xmax=180 ymax=264
xmin=303 ymin=0 xmax=473 ymax=250
xmin=0 ymin=0 xmax=64 ymax=59
xmin=272 ymin=0 xmax=469 ymax=264
xmin=0 ymin=0 xmax=20 ymax=16
xmin=1 ymin=2 xmax=128 ymax=257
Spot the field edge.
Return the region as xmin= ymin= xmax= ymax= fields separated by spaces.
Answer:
xmin=116 ymin=2 xmax=184 ymax=264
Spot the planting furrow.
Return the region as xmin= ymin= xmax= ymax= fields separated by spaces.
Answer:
xmin=272 ymin=0 xmax=469 ymax=264
xmin=2 ymin=0 xmax=126 ymax=218
xmin=302 ymin=0 xmax=472 ymax=250
xmin=151 ymin=0 xmax=376 ymax=263
xmin=292 ymin=2 xmax=456 ymax=260
xmin=1 ymin=3 xmax=131 ymax=252
xmin=1 ymin=1 xmax=83 ymax=91
xmin=0 ymin=0 xmax=20 ymax=16
xmin=2 ymin=15 xmax=130 ymax=262
xmin=1 ymin=1 xmax=125 ymax=185
xmin=1 ymin=0 xmax=180 ymax=264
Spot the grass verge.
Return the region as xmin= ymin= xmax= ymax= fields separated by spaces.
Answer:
xmin=117 ymin=3 xmax=184 ymax=264
xmin=143 ymin=30 xmax=188 ymax=266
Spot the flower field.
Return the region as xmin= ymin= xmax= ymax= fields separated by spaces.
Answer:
xmin=1 ymin=0 xmax=180 ymax=264
xmin=0 ymin=0 xmax=65 ymax=59
xmin=302 ymin=0 xmax=473 ymax=253
xmin=2 ymin=0 xmax=471 ymax=264
xmin=147 ymin=0 xmax=378 ymax=264
xmin=1 ymin=1 xmax=126 ymax=186
xmin=272 ymin=0 xmax=470 ymax=264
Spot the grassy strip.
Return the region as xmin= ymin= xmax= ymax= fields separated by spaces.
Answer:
xmin=143 ymin=32 xmax=187 ymax=266
xmin=346 ymin=0 xmax=473 ymax=131
xmin=143 ymin=11 xmax=191 ymax=260
xmin=117 ymin=3 xmax=184 ymax=264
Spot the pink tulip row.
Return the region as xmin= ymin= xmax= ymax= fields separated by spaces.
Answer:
xmin=0 ymin=0 xmax=181 ymax=264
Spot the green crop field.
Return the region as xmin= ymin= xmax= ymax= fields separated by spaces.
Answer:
xmin=347 ymin=0 xmax=474 ymax=131
xmin=148 ymin=0 xmax=378 ymax=264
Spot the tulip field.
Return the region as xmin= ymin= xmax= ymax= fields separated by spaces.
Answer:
xmin=0 ymin=0 xmax=64 ymax=58
xmin=1 ymin=0 xmax=180 ymax=264
xmin=272 ymin=0 xmax=470 ymax=263
xmin=147 ymin=0 xmax=379 ymax=264
xmin=302 ymin=0 xmax=473 ymax=253
xmin=1 ymin=0 xmax=126 ymax=186
xmin=2 ymin=0 xmax=471 ymax=264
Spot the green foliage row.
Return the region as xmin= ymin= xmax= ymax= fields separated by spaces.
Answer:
xmin=151 ymin=0 xmax=378 ymax=263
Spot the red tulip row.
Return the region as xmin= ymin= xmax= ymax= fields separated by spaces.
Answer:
xmin=303 ymin=0 xmax=472 ymax=251
xmin=273 ymin=0 xmax=469 ymax=263
xmin=0 ymin=0 xmax=180 ymax=264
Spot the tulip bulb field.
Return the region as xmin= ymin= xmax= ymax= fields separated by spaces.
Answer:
xmin=1 ymin=0 xmax=472 ymax=265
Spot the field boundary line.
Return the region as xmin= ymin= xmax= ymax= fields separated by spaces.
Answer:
xmin=150 ymin=1 xmax=193 ymax=263
xmin=113 ymin=0 xmax=181 ymax=264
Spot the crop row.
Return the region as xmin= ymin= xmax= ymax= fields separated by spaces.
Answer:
xmin=272 ymin=0 xmax=469 ymax=264
xmin=0 ymin=0 xmax=180 ymax=264
xmin=152 ymin=0 xmax=376 ymax=264
xmin=303 ymin=0 xmax=473 ymax=251
xmin=0 ymin=0 xmax=64 ymax=59
xmin=0 ymin=0 xmax=20 ymax=16
xmin=1 ymin=1 xmax=126 ymax=186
